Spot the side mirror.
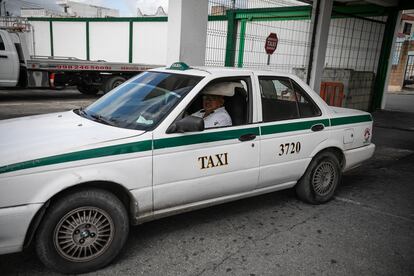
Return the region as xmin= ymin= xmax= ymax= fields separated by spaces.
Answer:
xmin=166 ymin=116 xmax=204 ymax=133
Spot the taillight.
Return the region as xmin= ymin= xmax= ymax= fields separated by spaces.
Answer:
xmin=49 ymin=73 xmax=55 ymax=88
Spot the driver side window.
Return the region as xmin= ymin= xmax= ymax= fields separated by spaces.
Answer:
xmin=184 ymin=77 xmax=252 ymax=129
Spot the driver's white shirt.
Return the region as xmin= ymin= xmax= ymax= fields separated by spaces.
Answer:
xmin=192 ymin=107 xmax=232 ymax=128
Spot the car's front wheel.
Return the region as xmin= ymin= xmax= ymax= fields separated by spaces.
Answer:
xmin=296 ymin=151 xmax=342 ymax=204
xmin=35 ymin=188 xmax=129 ymax=274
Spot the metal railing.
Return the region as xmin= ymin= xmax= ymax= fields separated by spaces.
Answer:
xmin=206 ymin=0 xmax=309 ymax=68
xmin=325 ymin=16 xmax=386 ymax=72
xmin=205 ymin=1 xmax=389 ymax=111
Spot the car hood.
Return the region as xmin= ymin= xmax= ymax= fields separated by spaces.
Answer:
xmin=0 ymin=111 xmax=145 ymax=167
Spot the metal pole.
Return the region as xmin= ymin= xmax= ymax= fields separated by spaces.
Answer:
xmin=32 ymin=25 xmax=36 ymax=56
xmin=306 ymin=0 xmax=321 ymax=84
xmin=307 ymin=0 xmax=333 ymax=93
xmin=267 ymin=54 xmax=270 ymax=65
xmin=371 ymin=9 xmax=399 ymax=110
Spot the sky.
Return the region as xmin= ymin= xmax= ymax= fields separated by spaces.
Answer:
xmin=3 ymin=0 xmax=169 ymax=17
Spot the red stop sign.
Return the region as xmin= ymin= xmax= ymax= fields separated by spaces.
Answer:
xmin=265 ymin=33 xmax=278 ymax=55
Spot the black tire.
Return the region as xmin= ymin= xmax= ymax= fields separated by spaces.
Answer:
xmin=35 ymin=188 xmax=129 ymax=274
xmin=53 ymin=86 xmax=66 ymax=91
xmin=77 ymin=84 xmax=99 ymax=95
xmin=102 ymin=76 xmax=126 ymax=94
xmin=295 ymin=151 xmax=341 ymax=204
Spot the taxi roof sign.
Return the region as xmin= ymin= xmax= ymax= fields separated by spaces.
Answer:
xmin=168 ymin=62 xmax=190 ymax=71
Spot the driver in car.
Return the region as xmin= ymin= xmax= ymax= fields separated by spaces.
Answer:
xmin=192 ymin=82 xmax=242 ymax=128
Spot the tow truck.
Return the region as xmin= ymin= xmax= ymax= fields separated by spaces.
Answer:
xmin=0 ymin=18 xmax=160 ymax=94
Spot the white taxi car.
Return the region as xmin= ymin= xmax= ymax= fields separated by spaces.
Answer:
xmin=0 ymin=63 xmax=375 ymax=273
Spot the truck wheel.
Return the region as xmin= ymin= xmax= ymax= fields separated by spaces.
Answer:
xmin=35 ymin=188 xmax=129 ymax=274
xmin=103 ymin=76 xmax=126 ymax=94
xmin=77 ymin=85 xmax=99 ymax=95
xmin=295 ymin=151 xmax=341 ymax=204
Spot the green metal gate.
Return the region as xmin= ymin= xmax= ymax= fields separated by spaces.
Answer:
xmin=205 ymin=0 xmax=395 ymax=111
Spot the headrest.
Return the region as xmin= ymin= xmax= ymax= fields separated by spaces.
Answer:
xmin=202 ymin=82 xmax=243 ymax=97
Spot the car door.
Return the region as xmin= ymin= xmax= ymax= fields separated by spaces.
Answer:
xmin=257 ymin=74 xmax=330 ymax=189
xmin=0 ymin=31 xmax=19 ymax=87
xmin=152 ymin=75 xmax=260 ymax=211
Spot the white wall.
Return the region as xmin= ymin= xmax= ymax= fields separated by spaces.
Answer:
xmin=30 ymin=21 xmax=51 ymax=56
xmin=52 ymin=22 xmax=86 ymax=59
xmin=132 ymin=22 xmax=167 ymax=65
xmin=27 ymin=16 xmax=384 ymax=73
xmin=89 ymin=22 xmax=129 ymax=62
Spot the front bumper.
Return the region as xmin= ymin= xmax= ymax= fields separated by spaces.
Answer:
xmin=343 ymin=143 xmax=375 ymax=172
xmin=0 ymin=203 xmax=42 ymax=255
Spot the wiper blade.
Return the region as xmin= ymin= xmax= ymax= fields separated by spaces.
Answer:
xmin=78 ymin=107 xmax=88 ymax=117
xmin=89 ymin=113 xmax=116 ymax=126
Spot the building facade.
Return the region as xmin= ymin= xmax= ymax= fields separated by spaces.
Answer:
xmin=20 ymin=1 xmax=119 ymax=18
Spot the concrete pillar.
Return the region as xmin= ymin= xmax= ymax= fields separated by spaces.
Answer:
xmin=166 ymin=0 xmax=208 ymax=66
xmin=308 ymin=0 xmax=333 ymax=94
xmin=381 ymin=11 xmax=402 ymax=110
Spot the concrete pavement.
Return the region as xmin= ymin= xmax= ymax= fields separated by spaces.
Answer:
xmin=385 ymin=89 xmax=414 ymax=113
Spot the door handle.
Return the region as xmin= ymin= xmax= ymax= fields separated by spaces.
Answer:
xmin=311 ymin=124 xmax=325 ymax=132
xmin=239 ymin=133 xmax=256 ymax=142
xmin=0 ymin=55 xmax=8 ymax=59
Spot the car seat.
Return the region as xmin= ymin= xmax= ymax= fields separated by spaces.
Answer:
xmin=225 ymin=87 xmax=247 ymax=126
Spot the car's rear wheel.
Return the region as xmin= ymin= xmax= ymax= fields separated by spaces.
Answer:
xmin=35 ymin=188 xmax=129 ymax=274
xmin=296 ymin=151 xmax=341 ymax=204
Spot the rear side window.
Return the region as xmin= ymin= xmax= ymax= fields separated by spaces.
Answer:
xmin=0 ymin=34 xmax=5 ymax=51
xmin=259 ymin=77 xmax=299 ymax=122
xmin=259 ymin=76 xmax=320 ymax=122
xmin=292 ymin=81 xmax=321 ymax=118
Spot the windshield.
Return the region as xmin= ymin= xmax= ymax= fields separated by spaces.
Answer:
xmin=81 ymin=72 xmax=203 ymax=130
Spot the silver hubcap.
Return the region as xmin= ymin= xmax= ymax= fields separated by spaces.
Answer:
xmin=312 ymin=161 xmax=336 ymax=196
xmin=54 ymin=207 xmax=114 ymax=262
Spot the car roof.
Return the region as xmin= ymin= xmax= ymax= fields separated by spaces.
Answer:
xmin=149 ymin=66 xmax=295 ymax=79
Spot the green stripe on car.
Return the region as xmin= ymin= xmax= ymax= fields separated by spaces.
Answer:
xmin=261 ymin=119 xmax=330 ymax=136
xmin=330 ymin=114 xmax=372 ymax=126
xmin=0 ymin=140 xmax=152 ymax=175
xmin=0 ymin=115 xmax=372 ymax=175
xmin=154 ymin=126 xmax=260 ymax=149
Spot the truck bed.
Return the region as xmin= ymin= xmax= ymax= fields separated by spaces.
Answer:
xmin=27 ymin=56 xmax=162 ymax=72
